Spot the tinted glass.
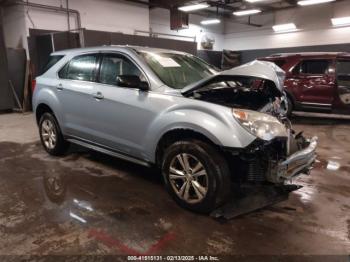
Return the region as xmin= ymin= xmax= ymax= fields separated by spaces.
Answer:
xmin=300 ymin=60 xmax=330 ymax=75
xmin=292 ymin=63 xmax=301 ymax=75
xmin=337 ymin=60 xmax=350 ymax=104
xmin=337 ymin=60 xmax=350 ymax=75
xmin=99 ymin=54 xmax=143 ymax=85
xmin=42 ymin=55 xmax=64 ymax=74
xmin=273 ymin=60 xmax=286 ymax=68
xmin=58 ymin=63 xmax=69 ymax=79
xmin=140 ymin=52 xmax=217 ymax=89
xmin=60 ymin=54 xmax=98 ymax=81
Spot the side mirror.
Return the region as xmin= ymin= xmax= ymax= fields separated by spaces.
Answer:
xmin=116 ymin=75 xmax=149 ymax=91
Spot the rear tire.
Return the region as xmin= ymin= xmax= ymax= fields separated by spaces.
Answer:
xmin=161 ymin=140 xmax=231 ymax=214
xmin=39 ymin=112 xmax=69 ymax=156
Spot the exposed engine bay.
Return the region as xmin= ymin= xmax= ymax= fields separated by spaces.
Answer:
xmin=190 ymin=76 xmax=286 ymax=117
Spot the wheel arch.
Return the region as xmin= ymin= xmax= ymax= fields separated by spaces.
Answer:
xmin=35 ymin=103 xmax=54 ymax=125
xmin=284 ymin=89 xmax=296 ymax=108
xmin=154 ymin=128 xmax=221 ymax=168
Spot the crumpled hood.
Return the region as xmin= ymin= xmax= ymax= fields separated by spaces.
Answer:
xmin=181 ymin=60 xmax=286 ymax=96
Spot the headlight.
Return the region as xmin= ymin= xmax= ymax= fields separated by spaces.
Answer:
xmin=232 ymin=109 xmax=287 ymax=141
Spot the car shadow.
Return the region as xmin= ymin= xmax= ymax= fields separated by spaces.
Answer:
xmin=66 ymin=143 xmax=163 ymax=185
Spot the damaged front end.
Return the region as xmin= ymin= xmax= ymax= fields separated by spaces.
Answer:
xmin=183 ymin=60 xmax=318 ymax=185
xmin=181 ymin=60 xmax=318 ymax=219
xmin=225 ymin=134 xmax=317 ymax=185
xmin=212 ymin=133 xmax=317 ymax=219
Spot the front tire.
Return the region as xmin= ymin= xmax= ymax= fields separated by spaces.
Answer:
xmin=282 ymin=96 xmax=293 ymax=118
xmin=39 ymin=113 xmax=69 ymax=156
xmin=161 ymin=140 xmax=231 ymax=213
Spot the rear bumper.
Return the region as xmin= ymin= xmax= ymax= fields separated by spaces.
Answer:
xmin=275 ymin=136 xmax=318 ymax=182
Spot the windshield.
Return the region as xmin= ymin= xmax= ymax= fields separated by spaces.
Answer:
xmin=140 ymin=51 xmax=218 ymax=89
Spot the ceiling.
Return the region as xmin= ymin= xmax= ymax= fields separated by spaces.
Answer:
xmin=132 ymin=0 xmax=345 ymax=20
xmin=149 ymin=0 xmax=299 ymax=13
xmin=123 ymin=0 xmax=344 ymax=27
xmin=123 ymin=0 xmax=302 ymax=27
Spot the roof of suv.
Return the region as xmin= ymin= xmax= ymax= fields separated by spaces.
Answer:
xmin=263 ymin=52 xmax=350 ymax=59
xmin=51 ymin=45 xmax=189 ymax=56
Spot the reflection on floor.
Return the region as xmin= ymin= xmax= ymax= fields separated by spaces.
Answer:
xmin=0 ymin=113 xmax=349 ymax=256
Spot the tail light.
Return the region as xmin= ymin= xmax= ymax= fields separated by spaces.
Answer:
xmin=31 ymin=79 xmax=36 ymax=93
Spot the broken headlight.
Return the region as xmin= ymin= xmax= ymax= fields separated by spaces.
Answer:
xmin=233 ymin=109 xmax=288 ymax=141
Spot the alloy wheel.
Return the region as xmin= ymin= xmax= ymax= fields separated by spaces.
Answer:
xmin=41 ymin=119 xmax=57 ymax=150
xmin=169 ymin=153 xmax=209 ymax=204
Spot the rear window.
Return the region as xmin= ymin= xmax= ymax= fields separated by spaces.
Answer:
xmin=42 ymin=55 xmax=64 ymax=74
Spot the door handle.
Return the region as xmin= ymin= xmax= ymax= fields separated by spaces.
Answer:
xmin=57 ymin=83 xmax=63 ymax=91
xmin=93 ymin=92 xmax=104 ymax=100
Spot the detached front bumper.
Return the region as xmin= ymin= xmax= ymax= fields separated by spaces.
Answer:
xmin=273 ymin=136 xmax=318 ymax=182
xmin=224 ymin=135 xmax=318 ymax=184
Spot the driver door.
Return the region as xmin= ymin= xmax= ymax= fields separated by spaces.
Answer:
xmin=89 ymin=52 xmax=157 ymax=159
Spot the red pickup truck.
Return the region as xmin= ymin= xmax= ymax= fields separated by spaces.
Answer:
xmin=259 ymin=52 xmax=350 ymax=117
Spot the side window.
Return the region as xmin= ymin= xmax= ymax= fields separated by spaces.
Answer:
xmin=273 ymin=59 xmax=286 ymax=68
xmin=58 ymin=63 xmax=69 ymax=78
xmin=300 ymin=60 xmax=330 ymax=75
xmin=99 ymin=54 xmax=144 ymax=86
xmin=59 ymin=54 xmax=98 ymax=81
xmin=292 ymin=63 xmax=301 ymax=75
xmin=337 ymin=60 xmax=350 ymax=76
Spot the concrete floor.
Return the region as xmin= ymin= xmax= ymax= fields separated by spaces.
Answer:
xmin=0 ymin=113 xmax=349 ymax=258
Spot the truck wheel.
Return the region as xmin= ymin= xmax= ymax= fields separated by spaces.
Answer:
xmin=39 ymin=112 xmax=69 ymax=156
xmin=161 ymin=140 xmax=231 ymax=213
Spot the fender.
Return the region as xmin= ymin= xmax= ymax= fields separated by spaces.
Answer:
xmin=142 ymin=105 xmax=256 ymax=163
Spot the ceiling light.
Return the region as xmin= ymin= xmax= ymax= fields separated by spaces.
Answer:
xmin=245 ymin=0 xmax=267 ymax=2
xmin=233 ymin=9 xmax=261 ymax=16
xmin=201 ymin=18 xmax=221 ymax=25
xmin=272 ymin=23 xmax=297 ymax=32
xmin=297 ymin=0 xmax=335 ymax=6
xmin=332 ymin=16 xmax=350 ymax=27
xmin=178 ymin=3 xmax=209 ymax=12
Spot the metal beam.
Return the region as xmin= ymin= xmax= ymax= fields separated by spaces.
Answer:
xmin=7 ymin=0 xmax=81 ymax=29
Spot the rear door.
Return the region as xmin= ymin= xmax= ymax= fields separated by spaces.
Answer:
xmin=56 ymin=53 xmax=100 ymax=140
xmin=292 ymin=59 xmax=335 ymax=110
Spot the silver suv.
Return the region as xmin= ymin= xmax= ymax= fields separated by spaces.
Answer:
xmin=33 ymin=46 xmax=317 ymax=213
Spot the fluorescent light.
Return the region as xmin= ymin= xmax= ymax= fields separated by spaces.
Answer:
xmin=233 ymin=9 xmax=261 ymax=16
xmin=201 ymin=18 xmax=221 ymax=25
xmin=298 ymin=0 xmax=335 ymax=6
xmin=272 ymin=23 xmax=297 ymax=32
xmin=331 ymin=16 xmax=350 ymax=27
xmin=245 ymin=0 xmax=267 ymax=2
xmin=178 ymin=3 xmax=209 ymax=12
